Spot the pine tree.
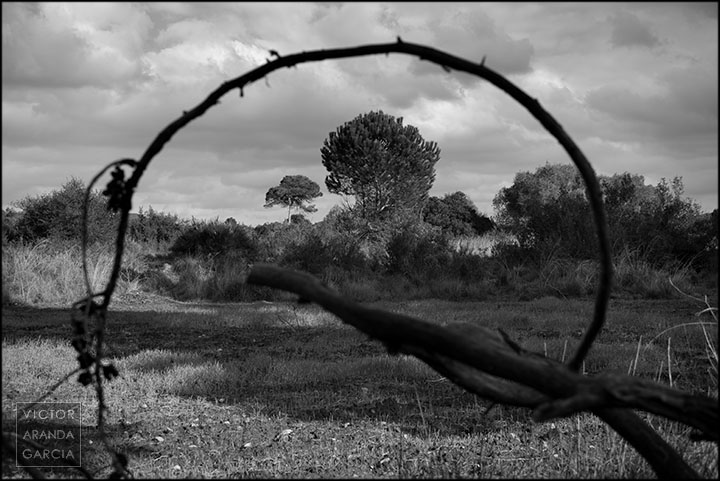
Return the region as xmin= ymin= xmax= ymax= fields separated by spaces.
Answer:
xmin=321 ymin=110 xmax=440 ymax=221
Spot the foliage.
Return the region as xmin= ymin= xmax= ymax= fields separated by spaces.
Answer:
xmin=644 ymin=177 xmax=705 ymax=264
xmin=493 ymin=163 xmax=593 ymax=259
xmin=253 ymin=221 xmax=313 ymax=263
xmin=264 ymin=175 xmax=323 ymax=222
xmin=170 ymin=218 xmax=258 ymax=261
xmin=128 ymin=205 xmax=186 ymax=247
xmin=321 ymin=110 xmax=440 ymax=222
xmin=290 ymin=213 xmax=312 ymax=226
xmin=1 ymin=208 xmax=22 ymax=244
xmin=683 ymin=209 xmax=718 ymax=272
xmin=385 ymin=221 xmax=450 ymax=281
xmin=424 ymin=191 xmax=495 ymax=236
xmin=493 ymin=163 xmax=711 ymax=268
xmin=279 ymin=229 xmax=368 ymax=280
xmin=10 ymin=177 xmax=120 ymax=245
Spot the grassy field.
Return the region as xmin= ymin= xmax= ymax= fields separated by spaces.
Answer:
xmin=2 ymin=294 xmax=717 ymax=478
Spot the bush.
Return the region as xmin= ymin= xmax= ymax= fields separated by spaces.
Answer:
xmin=2 ymin=208 xmax=22 ymax=244
xmin=424 ymin=192 xmax=494 ymax=236
xmin=254 ymin=221 xmax=313 ymax=263
xmin=128 ymin=206 xmax=186 ymax=248
xmin=493 ymin=164 xmax=710 ymax=270
xmin=12 ymin=177 xmax=120 ymax=245
xmin=145 ymin=251 xmax=286 ymax=302
xmin=170 ymin=219 xmax=258 ymax=261
xmin=280 ymin=231 xmax=368 ymax=279
xmin=385 ymin=223 xmax=450 ymax=281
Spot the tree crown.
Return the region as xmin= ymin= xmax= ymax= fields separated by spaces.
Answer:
xmin=264 ymin=175 xmax=323 ymax=222
xmin=321 ymin=110 xmax=440 ymax=221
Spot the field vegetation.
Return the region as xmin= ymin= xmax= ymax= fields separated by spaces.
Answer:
xmin=1 ymin=128 xmax=717 ymax=477
xmin=2 ymin=297 xmax=717 ymax=478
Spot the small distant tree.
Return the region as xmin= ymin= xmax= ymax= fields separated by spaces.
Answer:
xmin=264 ymin=175 xmax=323 ymax=223
xmin=321 ymin=110 xmax=440 ymax=222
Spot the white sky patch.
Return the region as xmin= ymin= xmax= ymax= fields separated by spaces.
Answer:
xmin=521 ymin=68 xmax=583 ymax=103
xmin=406 ymin=88 xmax=502 ymax=144
xmin=231 ymin=41 xmax=270 ymax=68
xmin=144 ymin=42 xmax=230 ymax=85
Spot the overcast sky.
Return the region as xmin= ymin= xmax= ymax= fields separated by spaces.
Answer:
xmin=2 ymin=2 xmax=718 ymax=225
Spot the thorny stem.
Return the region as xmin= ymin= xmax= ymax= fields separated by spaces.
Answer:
xmin=70 ymin=39 xmax=626 ymax=480
xmin=121 ymin=40 xmax=611 ymax=371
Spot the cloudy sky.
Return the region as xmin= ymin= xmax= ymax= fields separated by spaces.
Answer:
xmin=2 ymin=2 xmax=717 ymax=225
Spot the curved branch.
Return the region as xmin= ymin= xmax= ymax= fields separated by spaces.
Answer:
xmin=116 ymin=41 xmax=611 ymax=372
xmin=248 ymin=264 xmax=716 ymax=433
xmin=248 ymin=263 xmax=714 ymax=479
xmin=73 ymin=39 xmax=714 ymax=479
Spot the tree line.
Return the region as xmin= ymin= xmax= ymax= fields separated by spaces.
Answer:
xmin=3 ymin=110 xmax=717 ymax=292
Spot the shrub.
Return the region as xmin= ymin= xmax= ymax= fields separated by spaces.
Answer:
xmin=170 ymin=219 xmax=258 ymax=261
xmin=254 ymin=221 xmax=313 ymax=263
xmin=280 ymin=231 xmax=368 ymax=278
xmin=128 ymin=206 xmax=186 ymax=248
xmin=385 ymin=223 xmax=450 ymax=281
xmin=12 ymin=177 xmax=120 ymax=245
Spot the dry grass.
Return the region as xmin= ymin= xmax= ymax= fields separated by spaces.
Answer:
xmin=449 ymin=231 xmax=518 ymax=257
xmin=2 ymin=297 xmax=717 ymax=478
xmin=2 ymin=240 xmax=146 ymax=306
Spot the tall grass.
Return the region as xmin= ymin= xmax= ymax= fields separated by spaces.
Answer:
xmin=508 ymin=247 xmax=698 ymax=300
xmin=2 ymin=240 xmax=146 ymax=306
xmin=144 ymin=252 xmax=284 ymax=302
xmin=450 ymin=231 xmax=518 ymax=257
xmin=666 ymin=279 xmax=719 ymax=394
xmin=614 ymin=247 xmax=696 ymax=298
xmin=1 ymin=236 xmax=711 ymax=306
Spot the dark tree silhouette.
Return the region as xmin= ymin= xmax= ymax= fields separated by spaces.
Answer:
xmin=494 ymin=163 xmax=707 ymax=264
xmin=264 ymin=175 xmax=323 ymax=223
xmin=424 ymin=191 xmax=495 ymax=236
xmin=321 ymin=110 xmax=440 ymax=221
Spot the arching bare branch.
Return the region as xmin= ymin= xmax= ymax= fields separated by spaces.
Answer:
xmin=65 ymin=39 xmax=713 ymax=479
